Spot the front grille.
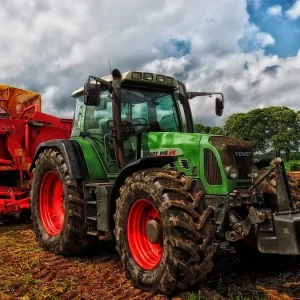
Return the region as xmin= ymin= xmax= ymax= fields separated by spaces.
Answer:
xmin=231 ymin=145 xmax=253 ymax=178
xmin=167 ymin=161 xmax=177 ymax=169
xmin=204 ymin=149 xmax=222 ymax=185
xmin=209 ymin=136 xmax=253 ymax=180
xmin=180 ymin=159 xmax=190 ymax=170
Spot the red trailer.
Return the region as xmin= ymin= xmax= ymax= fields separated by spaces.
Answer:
xmin=0 ymin=84 xmax=72 ymax=222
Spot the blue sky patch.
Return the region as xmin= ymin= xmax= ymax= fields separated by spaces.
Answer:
xmin=170 ymin=39 xmax=191 ymax=55
xmin=159 ymin=39 xmax=192 ymax=58
xmin=246 ymin=0 xmax=300 ymax=58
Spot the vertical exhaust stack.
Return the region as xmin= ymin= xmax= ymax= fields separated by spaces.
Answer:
xmin=111 ymin=69 xmax=125 ymax=169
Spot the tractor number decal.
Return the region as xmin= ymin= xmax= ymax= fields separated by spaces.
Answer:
xmin=143 ymin=148 xmax=183 ymax=157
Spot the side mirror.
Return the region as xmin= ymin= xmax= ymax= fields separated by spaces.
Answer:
xmin=84 ymin=77 xmax=101 ymax=106
xmin=215 ymin=97 xmax=224 ymax=116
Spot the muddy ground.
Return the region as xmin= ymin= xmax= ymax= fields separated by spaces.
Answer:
xmin=1 ymin=224 xmax=300 ymax=300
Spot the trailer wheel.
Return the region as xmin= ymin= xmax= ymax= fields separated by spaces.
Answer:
xmin=115 ymin=169 xmax=216 ymax=295
xmin=31 ymin=149 xmax=94 ymax=255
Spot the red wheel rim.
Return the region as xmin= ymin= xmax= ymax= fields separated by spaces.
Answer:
xmin=39 ymin=171 xmax=65 ymax=236
xmin=127 ymin=198 xmax=163 ymax=270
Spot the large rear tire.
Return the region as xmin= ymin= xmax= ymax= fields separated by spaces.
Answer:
xmin=115 ymin=169 xmax=216 ymax=295
xmin=31 ymin=149 xmax=95 ymax=255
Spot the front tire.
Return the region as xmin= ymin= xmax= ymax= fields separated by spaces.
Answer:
xmin=115 ymin=169 xmax=216 ymax=295
xmin=31 ymin=149 xmax=95 ymax=255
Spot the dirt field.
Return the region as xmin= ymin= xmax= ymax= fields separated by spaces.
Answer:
xmin=1 ymin=224 xmax=300 ymax=300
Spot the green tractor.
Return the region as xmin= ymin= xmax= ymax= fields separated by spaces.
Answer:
xmin=30 ymin=69 xmax=298 ymax=296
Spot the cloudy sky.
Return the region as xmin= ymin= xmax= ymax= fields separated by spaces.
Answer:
xmin=1 ymin=0 xmax=300 ymax=125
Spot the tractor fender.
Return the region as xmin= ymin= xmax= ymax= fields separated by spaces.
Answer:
xmin=111 ymin=156 xmax=177 ymax=202
xmin=29 ymin=139 xmax=89 ymax=179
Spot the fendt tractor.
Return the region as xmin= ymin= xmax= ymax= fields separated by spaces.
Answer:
xmin=0 ymin=84 xmax=72 ymax=223
xmin=30 ymin=70 xmax=299 ymax=295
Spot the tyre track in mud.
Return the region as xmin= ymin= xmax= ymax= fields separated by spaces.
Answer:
xmin=2 ymin=223 xmax=300 ymax=299
xmin=0 ymin=224 xmax=157 ymax=300
xmin=29 ymin=252 xmax=154 ymax=300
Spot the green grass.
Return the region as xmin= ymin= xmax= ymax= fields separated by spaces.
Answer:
xmin=187 ymin=291 xmax=206 ymax=300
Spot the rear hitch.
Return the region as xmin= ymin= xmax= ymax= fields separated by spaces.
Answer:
xmin=247 ymin=165 xmax=276 ymax=194
xmin=248 ymin=157 xmax=294 ymax=212
xmin=272 ymin=157 xmax=294 ymax=212
xmin=225 ymin=207 xmax=271 ymax=242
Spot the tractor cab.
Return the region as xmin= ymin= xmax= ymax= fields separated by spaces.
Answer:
xmin=71 ymin=71 xmax=224 ymax=173
xmin=84 ymin=89 xmax=181 ymax=134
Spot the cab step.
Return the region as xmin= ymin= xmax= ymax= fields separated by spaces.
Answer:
xmin=87 ymin=201 xmax=97 ymax=205
xmin=87 ymin=231 xmax=99 ymax=236
xmin=87 ymin=216 xmax=97 ymax=222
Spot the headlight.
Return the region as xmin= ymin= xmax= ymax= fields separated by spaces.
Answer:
xmin=225 ymin=166 xmax=239 ymax=179
xmin=249 ymin=165 xmax=259 ymax=178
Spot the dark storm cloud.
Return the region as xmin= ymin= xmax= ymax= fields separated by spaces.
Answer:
xmin=192 ymin=114 xmax=217 ymax=126
xmin=263 ymin=64 xmax=281 ymax=76
xmin=0 ymin=1 xmax=161 ymax=116
xmin=174 ymin=57 xmax=201 ymax=81
xmin=10 ymin=62 xmax=80 ymax=111
xmin=222 ymin=85 xmax=243 ymax=105
xmin=251 ymin=79 xmax=261 ymax=87
xmin=2 ymin=0 xmax=300 ymax=122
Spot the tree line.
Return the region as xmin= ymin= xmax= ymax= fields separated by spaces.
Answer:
xmin=191 ymin=106 xmax=300 ymax=161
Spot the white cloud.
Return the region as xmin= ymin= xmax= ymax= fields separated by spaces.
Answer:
xmin=286 ymin=0 xmax=300 ymax=20
xmin=248 ymin=0 xmax=262 ymax=10
xmin=255 ymin=32 xmax=276 ymax=47
xmin=144 ymin=49 xmax=300 ymax=125
xmin=239 ymin=23 xmax=275 ymax=50
xmin=266 ymin=5 xmax=282 ymax=17
xmin=0 ymin=0 xmax=299 ymax=127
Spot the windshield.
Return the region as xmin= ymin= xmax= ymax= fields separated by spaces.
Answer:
xmin=84 ymin=88 xmax=181 ymax=134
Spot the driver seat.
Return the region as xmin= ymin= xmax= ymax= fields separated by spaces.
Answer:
xmin=98 ymin=119 xmax=110 ymax=135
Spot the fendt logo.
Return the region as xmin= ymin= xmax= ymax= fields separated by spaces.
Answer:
xmin=235 ymin=152 xmax=252 ymax=157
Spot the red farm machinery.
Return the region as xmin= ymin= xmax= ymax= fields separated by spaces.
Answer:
xmin=0 ymin=84 xmax=72 ymax=222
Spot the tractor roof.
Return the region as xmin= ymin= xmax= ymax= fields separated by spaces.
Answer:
xmin=71 ymin=71 xmax=178 ymax=97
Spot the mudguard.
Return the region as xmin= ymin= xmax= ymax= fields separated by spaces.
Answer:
xmin=111 ymin=156 xmax=177 ymax=202
xmin=107 ymin=156 xmax=177 ymax=235
xmin=29 ymin=139 xmax=89 ymax=179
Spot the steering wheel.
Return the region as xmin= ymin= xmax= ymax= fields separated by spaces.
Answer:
xmin=132 ymin=118 xmax=148 ymax=125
